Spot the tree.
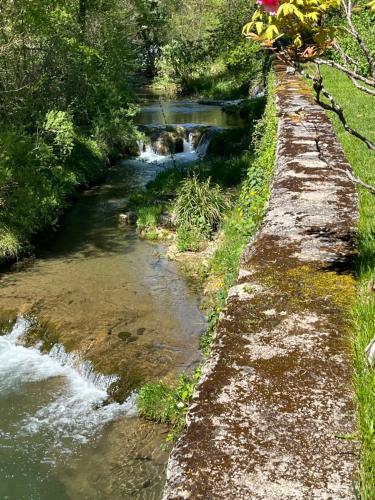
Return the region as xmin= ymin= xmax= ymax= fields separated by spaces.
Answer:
xmin=243 ymin=0 xmax=375 ymax=191
xmin=244 ymin=0 xmax=375 ymax=151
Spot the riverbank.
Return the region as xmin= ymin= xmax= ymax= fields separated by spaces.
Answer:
xmin=134 ymin=72 xmax=276 ymax=441
xmin=0 ymin=126 xmax=141 ymax=267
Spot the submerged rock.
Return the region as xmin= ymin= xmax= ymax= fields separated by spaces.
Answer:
xmin=118 ymin=211 xmax=137 ymax=226
xmin=118 ymin=331 xmax=138 ymax=343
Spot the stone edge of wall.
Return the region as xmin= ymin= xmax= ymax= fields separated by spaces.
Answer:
xmin=162 ymin=63 xmax=359 ymax=499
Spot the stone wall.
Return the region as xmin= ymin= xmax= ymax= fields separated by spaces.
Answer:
xmin=163 ymin=63 xmax=359 ymax=499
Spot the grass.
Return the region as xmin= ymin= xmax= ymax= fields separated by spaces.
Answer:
xmin=173 ymin=175 xmax=230 ymax=238
xmin=136 ymin=206 xmax=164 ymax=237
xmin=137 ymin=368 xmax=202 ymax=442
xmin=210 ymin=71 xmax=277 ymax=294
xmin=320 ymin=66 xmax=375 ymax=498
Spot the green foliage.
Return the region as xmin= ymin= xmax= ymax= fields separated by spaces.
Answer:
xmin=137 ymin=368 xmax=202 ymax=439
xmin=176 ymin=225 xmax=202 ymax=252
xmin=321 ymin=66 xmax=375 ymax=498
xmin=207 ymin=71 xmax=277 ymax=351
xmin=0 ymin=0 xmax=143 ymax=261
xmin=329 ymin=6 xmax=375 ymax=77
xmin=136 ymin=206 xmax=163 ymax=232
xmin=0 ymin=128 xmax=106 ymax=261
xmin=244 ymin=0 xmax=342 ymax=53
xmin=43 ymin=110 xmax=75 ymax=158
xmin=199 ymin=308 xmax=222 ymax=357
xmin=173 ymin=175 xmax=229 ymax=237
xmin=198 ymin=153 xmax=251 ymax=187
xmin=153 ymin=0 xmax=264 ymax=98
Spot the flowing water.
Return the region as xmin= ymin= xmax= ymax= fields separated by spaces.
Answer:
xmin=0 ymin=100 xmax=239 ymax=499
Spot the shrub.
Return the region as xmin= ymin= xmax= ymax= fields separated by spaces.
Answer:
xmin=173 ymin=175 xmax=229 ymax=237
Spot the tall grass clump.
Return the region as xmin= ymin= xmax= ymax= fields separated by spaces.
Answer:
xmin=173 ymin=175 xmax=229 ymax=239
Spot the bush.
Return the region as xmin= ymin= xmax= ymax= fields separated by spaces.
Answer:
xmin=173 ymin=175 xmax=229 ymax=237
xmin=0 ymin=126 xmax=107 ymax=262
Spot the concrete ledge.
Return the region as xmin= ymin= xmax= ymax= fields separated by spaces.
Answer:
xmin=163 ymin=64 xmax=358 ymax=499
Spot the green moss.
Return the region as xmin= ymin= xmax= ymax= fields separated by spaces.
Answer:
xmin=287 ymin=266 xmax=355 ymax=310
xmin=22 ymin=317 xmax=60 ymax=352
xmin=0 ymin=310 xmax=17 ymax=335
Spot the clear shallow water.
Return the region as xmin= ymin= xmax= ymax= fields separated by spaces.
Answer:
xmin=0 ymin=318 xmax=136 ymax=499
xmin=0 ymin=99 xmax=234 ymax=499
xmin=136 ymin=99 xmax=245 ymax=128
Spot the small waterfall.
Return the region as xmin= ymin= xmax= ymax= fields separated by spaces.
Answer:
xmin=135 ymin=125 xmax=214 ymax=164
xmin=196 ymin=131 xmax=212 ymax=157
xmin=6 ymin=315 xmax=31 ymax=343
xmin=0 ymin=316 xmax=135 ymax=446
xmin=136 ymin=140 xmax=145 ymax=154
xmin=183 ymin=138 xmax=194 ymax=153
xmin=49 ymin=344 xmax=118 ymax=392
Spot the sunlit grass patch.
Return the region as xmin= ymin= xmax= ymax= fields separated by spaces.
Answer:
xmin=321 ymin=66 xmax=375 ymax=498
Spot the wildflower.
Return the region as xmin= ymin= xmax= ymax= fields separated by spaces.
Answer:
xmin=257 ymin=0 xmax=280 ymax=15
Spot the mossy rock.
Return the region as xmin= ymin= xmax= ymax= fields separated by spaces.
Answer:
xmin=0 ymin=309 xmax=17 ymax=335
xmin=22 ymin=317 xmax=60 ymax=351
xmin=108 ymin=370 xmax=144 ymax=403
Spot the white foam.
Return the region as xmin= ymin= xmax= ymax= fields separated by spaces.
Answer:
xmin=0 ymin=317 xmax=136 ymax=448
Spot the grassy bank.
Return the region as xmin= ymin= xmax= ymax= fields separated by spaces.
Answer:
xmin=320 ymin=66 xmax=375 ymax=497
xmin=137 ymin=71 xmax=277 ymax=438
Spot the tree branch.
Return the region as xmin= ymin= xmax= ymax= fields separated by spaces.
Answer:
xmin=348 ymin=76 xmax=375 ymax=97
xmin=333 ymin=42 xmax=358 ymax=72
xmin=342 ymin=0 xmax=375 ymax=78
xmin=295 ymin=64 xmax=375 ymax=152
xmin=315 ymin=58 xmax=375 ymax=88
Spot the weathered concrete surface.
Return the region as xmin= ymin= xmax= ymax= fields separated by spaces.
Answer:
xmin=163 ymin=64 xmax=359 ymax=499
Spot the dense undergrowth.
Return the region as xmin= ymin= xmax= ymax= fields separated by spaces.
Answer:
xmin=321 ymin=66 xmax=375 ymax=498
xmin=137 ymin=72 xmax=277 ymax=439
xmin=152 ymin=1 xmax=265 ymax=99
xmin=0 ymin=1 xmax=147 ymax=264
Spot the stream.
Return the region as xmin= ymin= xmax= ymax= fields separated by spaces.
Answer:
xmin=0 ymin=99 xmax=243 ymax=499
